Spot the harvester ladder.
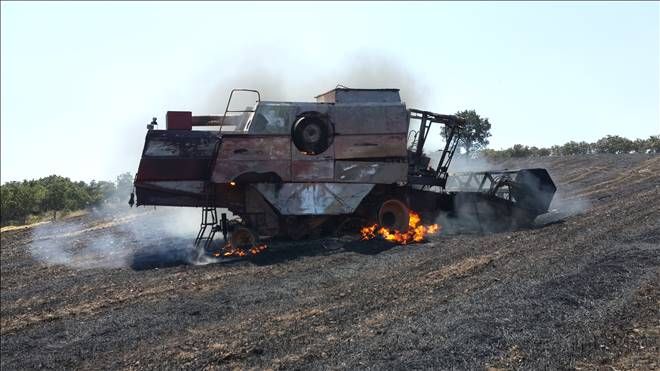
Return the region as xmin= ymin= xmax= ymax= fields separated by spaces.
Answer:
xmin=194 ymin=207 xmax=220 ymax=251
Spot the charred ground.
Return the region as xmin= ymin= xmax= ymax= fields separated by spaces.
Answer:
xmin=1 ymin=154 xmax=658 ymax=370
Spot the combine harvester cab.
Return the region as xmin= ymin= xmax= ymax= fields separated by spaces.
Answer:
xmin=134 ymin=88 xmax=556 ymax=251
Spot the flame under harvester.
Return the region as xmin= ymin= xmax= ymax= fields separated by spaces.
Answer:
xmin=133 ymin=88 xmax=556 ymax=251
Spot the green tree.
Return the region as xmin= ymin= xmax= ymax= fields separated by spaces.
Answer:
xmin=509 ymin=144 xmax=532 ymax=158
xmin=0 ymin=181 xmax=44 ymax=223
xmin=550 ymin=145 xmax=562 ymax=156
xmin=64 ymin=184 xmax=91 ymax=211
xmin=536 ymin=147 xmax=551 ymax=157
xmin=648 ymin=135 xmax=660 ymax=153
xmin=1 ymin=183 xmax=23 ymax=223
xmin=632 ymin=138 xmax=647 ymax=153
xmin=561 ymin=141 xmax=591 ymax=155
xmin=88 ymin=180 xmax=117 ymax=205
xmin=445 ymin=110 xmax=492 ymax=156
xmin=30 ymin=183 xmax=47 ymax=214
xmin=42 ymin=178 xmax=70 ymax=220
xmin=594 ymin=135 xmax=634 ymax=154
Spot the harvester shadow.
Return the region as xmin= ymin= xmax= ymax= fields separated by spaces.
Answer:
xmin=249 ymin=245 xmax=334 ymax=266
xmin=129 ymin=237 xmax=195 ymax=271
xmin=249 ymin=237 xmax=398 ymax=266
xmin=129 ymin=236 xmax=404 ymax=270
xmin=341 ymin=239 xmax=399 ymax=255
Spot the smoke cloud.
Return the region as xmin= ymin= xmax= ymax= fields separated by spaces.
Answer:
xmin=28 ymin=206 xmax=230 ymax=270
xmin=202 ymin=48 xmax=432 ymax=112
xmin=318 ymin=50 xmax=432 ymax=109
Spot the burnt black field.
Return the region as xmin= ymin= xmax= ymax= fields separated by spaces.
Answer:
xmin=1 ymin=154 xmax=658 ymax=370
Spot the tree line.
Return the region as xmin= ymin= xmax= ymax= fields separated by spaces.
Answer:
xmin=1 ymin=173 xmax=134 ymax=226
xmin=480 ymin=134 xmax=660 ymax=160
xmin=446 ymin=110 xmax=658 ymax=159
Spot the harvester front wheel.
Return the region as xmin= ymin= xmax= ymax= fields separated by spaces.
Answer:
xmin=229 ymin=227 xmax=259 ymax=250
xmin=378 ymin=199 xmax=410 ymax=231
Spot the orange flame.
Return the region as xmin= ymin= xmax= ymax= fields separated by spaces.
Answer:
xmin=212 ymin=243 xmax=267 ymax=257
xmin=360 ymin=210 xmax=439 ymax=244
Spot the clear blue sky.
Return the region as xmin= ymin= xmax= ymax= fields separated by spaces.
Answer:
xmin=1 ymin=1 xmax=658 ymax=183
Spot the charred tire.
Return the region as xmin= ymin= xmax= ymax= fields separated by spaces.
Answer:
xmin=292 ymin=112 xmax=333 ymax=155
xmin=229 ymin=227 xmax=259 ymax=249
xmin=378 ymin=199 xmax=410 ymax=231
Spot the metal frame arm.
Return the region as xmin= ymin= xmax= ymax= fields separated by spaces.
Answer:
xmin=407 ymin=108 xmax=465 ymax=188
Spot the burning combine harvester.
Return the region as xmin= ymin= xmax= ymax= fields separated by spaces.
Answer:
xmin=132 ymin=88 xmax=556 ymax=255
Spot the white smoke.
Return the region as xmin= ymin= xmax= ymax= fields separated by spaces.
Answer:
xmin=28 ymin=206 xmax=231 ymax=270
xmin=424 ymin=153 xmax=593 ymax=232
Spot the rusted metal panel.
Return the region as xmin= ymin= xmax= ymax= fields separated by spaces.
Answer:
xmin=335 ymin=161 xmax=408 ymax=183
xmin=217 ymin=135 xmax=291 ymax=161
xmin=211 ymin=160 xmax=291 ymax=183
xmin=287 ymin=102 xmax=332 ymax=115
xmin=142 ymin=130 xmax=218 ymax=158
xmin=144 ymin=139 xmax=181 ymax=157
xmin=315 ymin=88 xmax=401 ymax=103
xmin=331 ymin=104 xmax=408 ymax=135
xmin=136 ymin=130 xmax=218 ymax=184
xmin=213 ymin=135 xmax=292 ymax=182
xmin=291 ymin=139 xmax=334 ymax=161
xmin=244 ymin=186 xmax=280 ymax=236
xmin=314 ymin=90 xmax=335 ymax=103
xmin=334 ymin=134 xmax=407 ymax=159
xmin=254 ymin=183 xmax=374 ymax=215
xmin=292 ymin=160 xmax=334 ymax=181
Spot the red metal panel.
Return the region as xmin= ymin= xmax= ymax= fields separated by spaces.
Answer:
xmin=136 ymin=158 xmax=212 ymax=181
xmin=292 ymin=160 xmax=334 ymax=181
xmin=166 ymin=111 xmax=193 ymax=130
xmin=334 ymin=134 xmax=407 ymax=159
xmin=135 ymin=186 xmax=206 ymax=207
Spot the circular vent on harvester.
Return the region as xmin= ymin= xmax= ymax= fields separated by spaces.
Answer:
xmin=292 ymin=112 xmax=334 ymax=155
